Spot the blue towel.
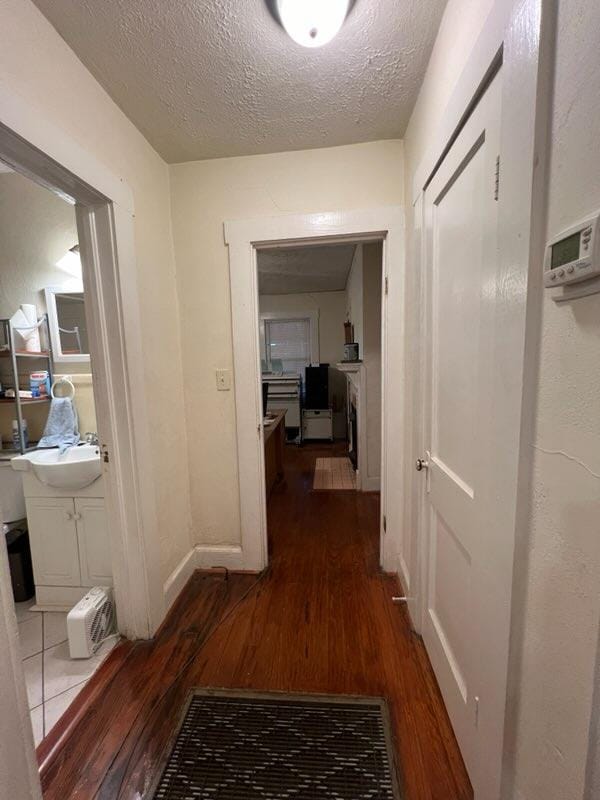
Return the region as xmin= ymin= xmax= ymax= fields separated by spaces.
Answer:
xmin=38 ymin=397 xmax=80 ymax=453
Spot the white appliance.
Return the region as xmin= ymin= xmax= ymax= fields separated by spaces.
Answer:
xmin=263 ymin=373 xmax=302 ymax=436
xmin=302 ymin=409 xmax=333 ymax=441
xmin=67 ymin=586 xmax=115 ymax=658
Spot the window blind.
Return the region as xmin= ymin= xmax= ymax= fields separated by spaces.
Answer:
xmin=265 ymin=318 xmax=311 ymax=374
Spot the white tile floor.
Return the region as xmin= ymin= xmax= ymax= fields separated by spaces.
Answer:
xmin=15 ymin=598 xmax=117 ymax=746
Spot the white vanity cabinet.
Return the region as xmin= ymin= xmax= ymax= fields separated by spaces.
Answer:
xmin=75 ymin=498 xmax=112 ymax=586
xmin=25 ymin=497 xmax=81 ymax=587
xmin=22 ymin=473 xmax=112 ymax=610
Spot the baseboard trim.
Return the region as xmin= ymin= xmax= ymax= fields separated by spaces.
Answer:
xmin=361 ymin=475 xmax=381 ymax=492
xmin=194 ymin=545 xmax=244 ymax=571
xmin=163 ymin=548 xmax=197 ymax=612
xmin=163 ymin=545 xmax=248 ymax=610
xmin=397 ymin=554 xmax=419 ymax=633
xmin=398 ymin=554 xmax=411 ymax=594
xmin=34 ymin=585 xmax=88 ymax=611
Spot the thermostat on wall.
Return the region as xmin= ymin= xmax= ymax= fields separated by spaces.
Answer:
xmin=544 ymin=212 xmax=600 ymax=299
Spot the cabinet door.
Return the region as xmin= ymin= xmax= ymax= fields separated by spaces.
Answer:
xmin=25 ymin=497 xmax=80 ymax=586
xmin=75 ymin=498 xmax=112 ymax=586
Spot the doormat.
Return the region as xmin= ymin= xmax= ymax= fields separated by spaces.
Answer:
xmin=312 ymin=457 xmax=356 ymax=491
xmin=150 ymin=689 xmax=402 ymax=799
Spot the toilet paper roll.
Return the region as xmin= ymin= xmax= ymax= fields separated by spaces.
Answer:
xmin=20 ymin=304 xmax=41 ymax=352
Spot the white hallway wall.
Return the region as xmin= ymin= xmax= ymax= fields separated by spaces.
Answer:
xmin=345 ymin=245 xmax=364 ymax=353
xmin=402 ymin=0 xmax=600 ymax=798
xmin=169 ymin=141 xmax=403 ymax=548
xmin=0 ymin=0 xmax=192 ymax=588
xmin=361 ymin=242 xmax=382 ymax=486
xmin=504 ymin=0 xmax=600 ymax=797
xmin=345 ymin=242 xmax=382 ymax=486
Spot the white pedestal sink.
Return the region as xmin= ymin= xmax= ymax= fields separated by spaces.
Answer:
xmin=11 ymin=444 xmax=102 ymax=490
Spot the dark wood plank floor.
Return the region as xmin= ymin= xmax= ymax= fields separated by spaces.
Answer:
xmin=40 ymin=442 xmax=472 ymax=800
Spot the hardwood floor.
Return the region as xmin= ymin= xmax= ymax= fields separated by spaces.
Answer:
xmin=40 ymin=442 xmax=472 ymax=800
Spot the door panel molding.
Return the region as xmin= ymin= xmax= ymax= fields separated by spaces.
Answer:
xmin=413 ymin=2 xmax=548 ymax=797
xmin=429 ymin=607 xmax=468 ymax=702
xmin=432 ymin=457 xmax=474 ymax=501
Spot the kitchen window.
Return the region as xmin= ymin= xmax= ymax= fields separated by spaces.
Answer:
xmin=260 ymin=311 xmax=319 ymax=374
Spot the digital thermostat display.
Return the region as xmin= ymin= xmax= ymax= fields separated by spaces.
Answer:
xmin=551 ymin=232 xmax=581 ymax=269
xmin=544 ymin=212 xmax=600 ymax=290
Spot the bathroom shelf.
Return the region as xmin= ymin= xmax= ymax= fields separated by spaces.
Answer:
xmin=0 ymin=350 xmax=51 ymax=359
xmin=0 ymin=315 xmax=54 ymax=454
xmin=0 ymin=397 xmax=51 ymax=405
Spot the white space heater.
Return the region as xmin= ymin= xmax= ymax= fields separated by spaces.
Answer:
xmin=67 ymin=586 xmax=115 ymax=659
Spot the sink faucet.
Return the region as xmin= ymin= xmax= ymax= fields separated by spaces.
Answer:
xmin=84 ymin=432 xmax=99 ymax=445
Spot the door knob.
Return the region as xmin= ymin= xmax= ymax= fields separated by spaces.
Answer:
xmin=416 ymin=457 xmax=429 ymax=472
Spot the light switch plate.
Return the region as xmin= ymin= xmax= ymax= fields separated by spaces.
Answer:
xmin=216 ymin=369 xmax=231 ymax=391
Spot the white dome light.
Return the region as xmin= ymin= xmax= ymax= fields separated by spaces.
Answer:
xmin=277 ymin=0 xmax=350 ymax=48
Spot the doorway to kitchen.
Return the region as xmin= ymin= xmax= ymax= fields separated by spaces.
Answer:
xmin=258 ymin=239 xmax=383 ymax=503
xmin=257 ymin=237 xmax=387 ymax=580
xmin=225 ymin=207 xmax=404 ymax=574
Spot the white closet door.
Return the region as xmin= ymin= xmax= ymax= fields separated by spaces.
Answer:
xmin=422 ymin=71 xmax=503 ymax=792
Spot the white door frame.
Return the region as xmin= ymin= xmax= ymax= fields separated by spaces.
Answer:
xmin=407 ymin=0 xmax=549 ymax=797
xmin=0 ymin=120 xmax=164 ymax=641
xmin=225 ymin=208 xmax=404 ymax=572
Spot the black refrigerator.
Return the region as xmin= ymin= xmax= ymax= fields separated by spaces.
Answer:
xmin=304 ymin=364 xmax=329 ymax=409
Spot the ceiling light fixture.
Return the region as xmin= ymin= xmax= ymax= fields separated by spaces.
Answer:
xmin=56 ymin=244 xmax=82 ymax=278
xmin=276 ymin=0 xmax=350 ymax=48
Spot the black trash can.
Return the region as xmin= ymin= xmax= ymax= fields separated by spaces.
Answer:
xmin=6 ymin=527 xmax=35 ymax=603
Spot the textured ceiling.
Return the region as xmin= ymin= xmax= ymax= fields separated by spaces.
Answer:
xmin=32 ymin=0 xmax=447 ymax=163
xmin=258 ymin=243 xmax=356 ymax=295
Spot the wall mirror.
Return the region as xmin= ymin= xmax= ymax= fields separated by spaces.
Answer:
xmin=45 ymin=286 xmax=90 ymax=364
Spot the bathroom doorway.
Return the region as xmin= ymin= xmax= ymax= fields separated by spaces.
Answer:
xmin=0 ymin=116 xmax=163 ymax=771
xmin=0 ymin=163 xmax=119 ymax=745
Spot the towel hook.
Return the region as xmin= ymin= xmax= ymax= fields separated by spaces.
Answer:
xmin=51 ymin=376 xmax=75 ymax=400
